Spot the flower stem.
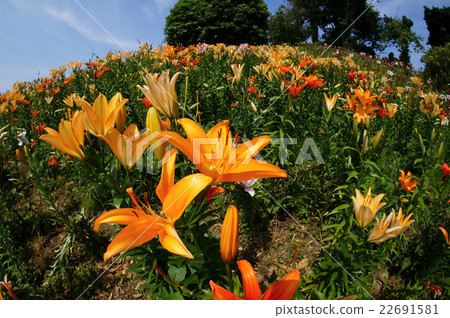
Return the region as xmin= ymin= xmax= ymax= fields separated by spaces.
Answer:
xmin=225 ymin=262 xmax=233 ymax=290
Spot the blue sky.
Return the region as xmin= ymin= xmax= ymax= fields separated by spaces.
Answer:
xmin=0 ymin=0 xmax=448 ymax=93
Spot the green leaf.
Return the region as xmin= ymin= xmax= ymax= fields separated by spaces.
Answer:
xmin=400 ymin=257 xmax=411 ymax=272
xmin=168 ymin=265 xmax=187 ymax=284
xmin=346 ymin=171 xmax=359 ymax=182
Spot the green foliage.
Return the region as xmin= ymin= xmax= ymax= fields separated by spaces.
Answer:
xmin=165 ymin=0 xmax=270 ymax=45
xmin=268 ymin=5 xmax=308 ymax=45
xmin=424 ymin=6 xmax=450 ymax=47
xmin=0 ymin=41 xmax=449 ymax=300
xmin=422 ymin=43 xmax=450 ymax=91
xmin=381 ymin=15 xmax=424 ymax=64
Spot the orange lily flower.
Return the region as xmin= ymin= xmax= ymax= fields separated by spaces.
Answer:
xmin=99 ymin=124 xmax=155 ymax=171
xmin=76 ymin=93 xmax=127 ymax=136
xmin=210 ymin=260 xmax=300 ymax=300
xmin=438 ymin=227 xmax=450 ymax=245
xmin=441 ymin=163 xmax=450 ymax=177
xmin=159 ymin=118 xmax=287 ymax=184
xmin=300 ymin=75 xmax=324 ymax=88
xmin=39 ymin=110 xmax=85 ymax=160
xmin=220 ymin=205 xmax=239 ymax=263
xmin=352 ymin=188 xmax=386 ymax=228
xmin=399 ymin=170 xmax=418 ymax=193
xmin=287 ymin=82 xmax=305 ymax=97
xmin=94 ymin=149 xmax=212 ymax=260
xmin=0 ymin=276 xmax=18 ymax=300
xmin=353 ymin=88 xmax=377 ymax=105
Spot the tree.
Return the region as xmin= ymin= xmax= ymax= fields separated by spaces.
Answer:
xmin=288 ymin=0 xmax=328 ymax=43
xmin=424 ymin=6 xmax=450 ymax=47
xmin=273 ymin=0 xmax=383 ymax=54
xmin=422 ymin=43 xmax=450 ymax=90
xmin=268 ymin=5 xmax=308 ymax=44
xmin=381 ymin=15 xmax=424 ymax=64
xmin=319 ymin=0 xmax=383 ymax=55
xmin=164 ymin=0 xmax=270 ymax=46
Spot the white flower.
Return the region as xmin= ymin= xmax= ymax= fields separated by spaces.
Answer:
xmin=0 ymin=131 xmax=8 ymax=144
xmin=16 ymin=130 xmax=29 ymax=146
xmin=237 ymin=179 xmax=258 ymax=197
xmin=387 ymin=70 xmax=394 ymax=76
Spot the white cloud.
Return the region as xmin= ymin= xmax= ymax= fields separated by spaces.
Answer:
xmin=143 ymin=0 xmax=176 ymax=20
xmin=43 ymin=5 xmax=136 ymax=49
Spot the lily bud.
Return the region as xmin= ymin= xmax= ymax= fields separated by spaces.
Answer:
xmin=16 ymin=149 xmax=26 ymax=164
xmin=372 ymin=130 xmax=383 ymax=149
xmin=431 ymin=128 xmax=436 ymax=141
xmin=352 ymin=118 xmax=358 ymax=138
xmin=220 ymin=205 xmax=239 ymax=263
xmin=363 ymin=129 xmax=368 ymax=150
xmin=437 ymin=142 xmax=444 ymax=159
xmin=23 ymin=145 xmax=29 ymax=157
xmin=116 ymin=94 xmax=126 ymax=133
xmin=146 ymin=107 xmax=168 ymax=161
xmin=365 ymin=115 xmax=370 ymax=129
xmin=418 ymin=134 xmax=425 ymax=154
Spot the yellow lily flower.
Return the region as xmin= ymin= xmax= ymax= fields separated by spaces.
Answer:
xmin=368 ymin=208 xmax=415 ymax=243
xmin=231 ymin=63 xmax=245 ymax=84
xmin=76 ymin=92 xmax=127 ymax=136
xmin=220 ymin=205 xmax=239 ymax=263
xmin=367 ymin=212 xmax=396 ymax=243
xmin=137 ymin=70 xmax=180 ymax=120
xmin=159 ymin=118 xmax=287 ymax=184
xmin=388 ymin=208 xmax=415 ymax=237
xmin=94 ymin=149 xmax=213 ymax=260
xmin=352 ymin=188 xmax=386 ymax=228
xmin=99 ymin=124 xmax=155 ymax=171
xmin=39 ymin=110 xmax=85 ymax=160
xmin=323 ymin=93 xmax=339 ymax=112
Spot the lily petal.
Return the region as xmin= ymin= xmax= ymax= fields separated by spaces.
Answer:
xmin=216 ymin=159 xmax=287 ymax=183
xmin=103 ymin=219 xmax=161 ymax=260
xmin=156 ymin=149 xmax=177 ymax=203
xmin=260 ymin=270 xmax=300 ymax=300
xmin=209 ymin=281 xmax=242 ymax=300
xmin=93 ymin=208 xmax=147 ymax=232
xmin=158 ymin=225 xmax=193 ymax=259
xmin=237 ymin=260 xmax=261 ymax=300
xmin=162 ymin=173 xmax=212 ymax=220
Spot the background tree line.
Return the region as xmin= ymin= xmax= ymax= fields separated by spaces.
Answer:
xmin=164 ymin=0 xmax=449 ymax=89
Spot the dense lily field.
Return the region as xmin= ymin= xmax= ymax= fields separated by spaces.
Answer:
xmin=0 ymin=42 xmax=449 ymax=300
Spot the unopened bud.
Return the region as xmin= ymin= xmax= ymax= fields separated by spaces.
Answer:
xmin=437 ymin=142 xmax=444 ymax=159
xmin=16 ymin=149 xmax=26 ymax=164
xmin=146 ymin=107 xmax=167 ymax=161
xmin=353 ymin=118 xmax=358 ymax=138
xmin=220 ymin=205 xmax=239 ymax=263
xmin=418 ymin=134 xmax=425 ymax=154
xmin=372 ymin=130 xmax=383 ymax=149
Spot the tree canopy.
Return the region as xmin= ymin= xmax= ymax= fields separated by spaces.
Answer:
xmin=269 ymin=0 xmax=383 ymax=55
xmin=424 ymin=6 xmax=450 ymax=47
xmin=164 ymin=0 xmax=270 ymax=46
